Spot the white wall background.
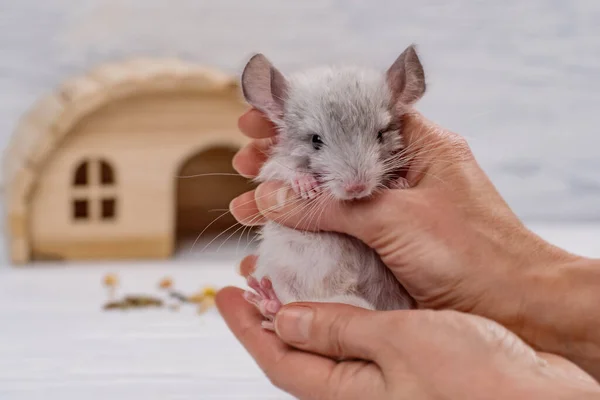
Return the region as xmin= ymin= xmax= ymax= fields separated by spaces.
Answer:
xmin=1 ymin=0 xmax=600 ymax=221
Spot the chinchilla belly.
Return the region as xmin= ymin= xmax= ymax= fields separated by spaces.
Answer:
xmin=253 ymin=221 xmax=414 ymax=310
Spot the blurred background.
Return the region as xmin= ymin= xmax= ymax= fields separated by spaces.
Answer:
xmin=1 ymin=1 xmax=599 ymax=398
xmin=2 ymin=0 xmax=599 ymax=230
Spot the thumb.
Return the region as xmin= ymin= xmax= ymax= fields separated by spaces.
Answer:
xmin=253 ymin=181 xmax=419 ymax=246
xmin=274 ymin=303 xmax=389 ymax=362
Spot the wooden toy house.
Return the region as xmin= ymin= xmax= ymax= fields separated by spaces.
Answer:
xmin=3 ymin=59 xmax=254 ymax=264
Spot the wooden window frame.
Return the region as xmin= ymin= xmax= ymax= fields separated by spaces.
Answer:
xmin=71 ymin=159 xmax=118 ymax=222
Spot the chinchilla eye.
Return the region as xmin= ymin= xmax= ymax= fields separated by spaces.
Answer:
xmin=377 ymin=130 xmax=384 ymax=142
xmin=311 ymin=134 xmax=324 ymax=150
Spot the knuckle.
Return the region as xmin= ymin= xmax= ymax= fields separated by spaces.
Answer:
xmin=443 ymin=132 xmax=473 ymax=161
xmin=325 ymin=363 xmax=373 ymax=400
xmin=326 ymin=313 xmax=353 ymax=357
xmin=324 ymin=366 xmax=349 ymax=400
xmin=379 ymin=310 xmax=416 ymax=341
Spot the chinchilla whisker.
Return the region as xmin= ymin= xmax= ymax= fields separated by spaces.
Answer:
xmin=189 ymin=208 xmax=234 ymax=254
xmin=295 ymin=196 xmax=326 ymax=230
xmin=217 ymin=221 xmax=257 ymax=253
xmin=177 ymin=172 xmax=247 ymax=179
xmin=279 ymin=197 xmax=322 ymax=230
xmin=201 ymin=219 xmax=251 ymax=253
xmin=191 ymin=192 xmax=292 ymax=254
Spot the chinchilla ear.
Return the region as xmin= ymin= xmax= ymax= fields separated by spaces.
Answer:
xmin=386 ymin=44 xmax=426 ymax=106
xmin=241 ymin=53 xmax=288 ymax=119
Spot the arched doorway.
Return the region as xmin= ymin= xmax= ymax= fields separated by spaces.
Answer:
xmin=175 ymin=146 xmax=257 ymax=253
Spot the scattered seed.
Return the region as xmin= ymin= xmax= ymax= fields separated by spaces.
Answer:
xmin=197 ymin=296 xmax=216 ymax=314
xmin=103 ymin=273 xmax=119 ymax=288
xmin=202 ymin=286 xmax=217 ymax=298
xmin=169 ymin=291 xmax=189 ymax=302
xmin=158 ymin=277 xmax=173 ymax=290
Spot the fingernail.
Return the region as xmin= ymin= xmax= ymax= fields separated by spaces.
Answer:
xmin=231 ymin=152 xmax=252 ymax=178
xmin=229 ymin=195 xmax=266 ymax=226
xmin=256 ymin=182 xmax=294 ymax=212
xmin=275 ymin=306 xmax=313 ymax=344
xmin=275 ymin=186 xmax=291 ymax=210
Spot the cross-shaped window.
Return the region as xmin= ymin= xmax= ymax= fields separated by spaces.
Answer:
xmin=72 ymin=159 xmax=117 ymax=221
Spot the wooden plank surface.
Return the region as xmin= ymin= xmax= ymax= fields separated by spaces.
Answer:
xmin=0 ymin=225 xmax=599 ymax=399
xmin=0 ymin=240 xmax=293 ymax=400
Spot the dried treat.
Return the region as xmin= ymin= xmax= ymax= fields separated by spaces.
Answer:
xmin=197 ymin=296 xmax=216 ymax=314
xmin=103 ymin=273 xmax=119 ymax=288
xmin=187 ymin=292 xmax=205 ymax=304
xmin=103 ymin=301 xmax=128 ymax=310
xmin=101 ymin=281 xmax=219 ymax=315
xmin=188 ymin=286 xmax=217 ymax=305
xmin=103 ymin=273 xmax=119 ymax=301
xmin=202 ymin=286 xmax=217 ymax=298
xmin=158 ymin=277 xmax=173 ymax=290
xmin=169 ymin=291 xmax=189 ymax=302
xmin=103 ymin=295 xmax=164 ymax=311
xmin=123 ymin=295 xmax=163 ymax=307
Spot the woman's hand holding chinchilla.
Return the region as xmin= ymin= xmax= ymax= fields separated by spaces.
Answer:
xmin=229 ymin=109 xmax=600 ymax=379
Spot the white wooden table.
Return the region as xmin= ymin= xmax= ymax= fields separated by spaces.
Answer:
xmin=0 ymin=240 xmax=293 ymax=400
xmin=0 ymin=225 xmax=598 ymax=399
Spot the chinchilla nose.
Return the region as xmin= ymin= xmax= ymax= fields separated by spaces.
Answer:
xmin=344 ymin=182 xmax=367 ymax=195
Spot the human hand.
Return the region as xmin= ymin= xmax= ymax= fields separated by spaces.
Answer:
xmin=216 ymin=287 xmax=599 ymax=400
xmin=229 ymin=109 xmax=595 ymax=371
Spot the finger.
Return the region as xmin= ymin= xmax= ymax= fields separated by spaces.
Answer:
xmin=399 ymin=111 xmax=439 ymax=154
xmin=252 ymin=181 xmax=420 ymax=247
xmin=274 ymin=303 xmax=391 ymax=362
xmin=232 ymin=138 xmax=273 ymax=178
xmin=400 ymin=111 xmax=474 ymax=186
xmin=537 ymin=352 xmax=599 ymax=385
xmin=399 ymin=112 xmax=442 ymax=185
xmin=217 ymin=287 xmax=363 ymax=399
xmin=238 ymin=109 xmax=277 ymax=139
xmin=238 ymin=254 xmax=257 ymax=277
xmin=229 ymin=190 xmax=265 ymax=226
xmin=252 ymin=181 xmax=352 ymax=233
